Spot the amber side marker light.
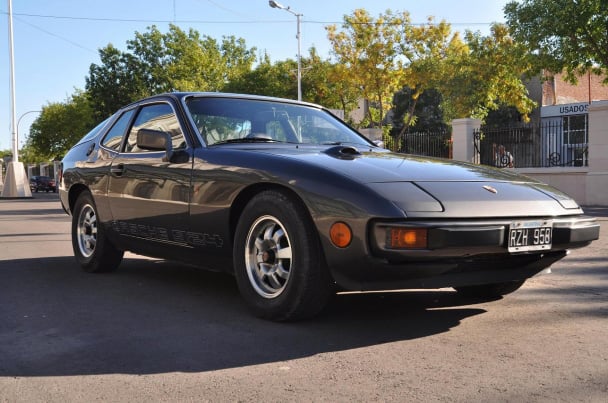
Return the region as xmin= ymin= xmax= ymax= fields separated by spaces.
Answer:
xmin=330 ymin=222 xmax=352 ymax=248
xmin=389 ymin=228 xmax=428 ymax=249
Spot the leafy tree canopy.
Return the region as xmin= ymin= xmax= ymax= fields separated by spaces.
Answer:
xmin=391 ymin=87 xmax=449 ymax=134
xmin=327 ymin=10 xmax=535 ymax=129
xmin=27 ymin=90 xmax=96 ymax=160
xmin=505 ymin=0 xmax=608 ymax=83
xmin=441 ymin=24 xmax=537 ymax=121
xmin=86 ymin=24 xmax=257 ymax=120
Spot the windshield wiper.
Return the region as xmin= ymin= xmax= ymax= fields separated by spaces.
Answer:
xmin=214 ymin=137 xmax=281 ymax=145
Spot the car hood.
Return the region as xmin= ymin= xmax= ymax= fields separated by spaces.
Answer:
xmin=252 ymin=145 xmax=582 ymax=217
xmin=259 ymin=146 xmax=521 ymax=182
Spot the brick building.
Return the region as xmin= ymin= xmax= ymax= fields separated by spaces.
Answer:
xmin=541 ymin=72 xmax=608 ymax=106
xmin=524 ymin=72 xmax=608 ymax=167
xmin=527 ymin=71 xmax=608 ymax=121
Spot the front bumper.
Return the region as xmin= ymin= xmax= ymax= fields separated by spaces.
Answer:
xmin=370 ymin=215 xmax=599 ymax=260
xmin=326 ymin=215 xmax=599 ymax=292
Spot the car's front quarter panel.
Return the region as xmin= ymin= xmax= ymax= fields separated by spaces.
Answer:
xmin=186 ymin=146 xmax=406 ymax=271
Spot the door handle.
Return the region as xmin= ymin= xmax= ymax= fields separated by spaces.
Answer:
xmin=110 ymin=164 xmax=125 ymax=176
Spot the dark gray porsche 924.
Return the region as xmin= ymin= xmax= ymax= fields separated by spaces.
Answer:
xmin=59 ymin=92 xmax=600 ymax=320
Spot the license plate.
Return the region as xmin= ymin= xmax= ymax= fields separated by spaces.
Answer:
xmin=508 ymin=220 xmax=553 ymax=253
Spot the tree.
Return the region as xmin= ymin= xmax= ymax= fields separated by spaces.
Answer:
xmin=391 ymin=87 xmax=449 ymax=134
xmin=223 ymin=53 xmax=296 ymax=98
xmin=440 ymin=24 xmax=537 ymax=121
xmin=86 ymin=25 xmax=256 ymax=120
xmin=27 ymin=91 xmax=96 ymax=160
xmin=223 ymin=48 xmax=360 ymax=117
xmin=505 ymin=0 xmax=608 ymax=83
xmin=301 ymin=47 xmax=360 ymax=116
xmin=326 ymin=9 xmax=407 ymax=130
xmin=326 ymin=10 xmax=474 ymax=132
xmin=395 ymin=17 xmax=466 ymax=134
xmin=86 ymin=44 xmax=146 ymax=121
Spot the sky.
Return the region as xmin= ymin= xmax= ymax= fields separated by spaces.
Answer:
xmin=0 ymin=0 xmax=511 ymax=151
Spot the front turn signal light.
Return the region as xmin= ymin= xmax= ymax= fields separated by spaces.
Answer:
xmin=330 ymin=222 xmax=352 ymax=248
xmin=389 ymin=228 xmax=428 ymax=249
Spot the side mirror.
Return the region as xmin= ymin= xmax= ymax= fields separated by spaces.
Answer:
xmin=136 ymin=128 xmax=172 ymax=152
xmin=136 ymin=128 xmax=177 ymax=162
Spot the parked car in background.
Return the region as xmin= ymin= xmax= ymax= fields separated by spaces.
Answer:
xmin=29 ymin=175 xmax=57 ymax=192
xmin=60 ymin=92 xmax=600 ymax=321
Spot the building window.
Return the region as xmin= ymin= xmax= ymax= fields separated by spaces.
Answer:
xmin=562 ymin=114 xmax=588 ymax=166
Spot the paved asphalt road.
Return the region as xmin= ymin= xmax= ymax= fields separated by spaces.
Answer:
xmin=1 ymin=193 xmax=607 ymax=402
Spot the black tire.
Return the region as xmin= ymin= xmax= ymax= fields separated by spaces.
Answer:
xmin=454 ymin=280 xmax=526 ymax=299
xmin=233 ymin=190 xmax=332 ymax=321
xmin=71 ymin=191 xmax=123 ymax=273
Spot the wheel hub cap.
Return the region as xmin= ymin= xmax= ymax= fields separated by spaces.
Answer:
xmin=245 ymin=215 xmax=292 ymax=299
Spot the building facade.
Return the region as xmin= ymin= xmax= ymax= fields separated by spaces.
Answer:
xmin=526 ymin=72 xmax=608 ymax=167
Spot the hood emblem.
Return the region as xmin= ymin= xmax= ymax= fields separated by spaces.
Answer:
xmin=483 ymin=185 xmax=498 ymax=194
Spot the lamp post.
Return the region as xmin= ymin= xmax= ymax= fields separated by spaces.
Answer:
xmin=1 ymin=0 xmax=32 ymax=198
xmin=268 ymin=0 xmax=302 ymax=102
xmin=8 ymin=0 xmax=17 ymax=161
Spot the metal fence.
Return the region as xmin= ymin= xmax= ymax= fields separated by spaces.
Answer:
xmin=474 ymin=121 xmax=589 ymax=168
xmin=384 ymin=130 xmax=453 ymax=158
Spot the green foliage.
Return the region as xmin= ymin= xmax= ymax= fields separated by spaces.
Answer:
xmin=440 ymin=24 xmax=537 ymax=121
xmin=326 ymin=10 xmax=533 ymax=127
xmin=223 ymin=48 xmax=360 ymax=119
xmin=86 ymin=44 xmax=147 ymax=121
xmin=391 ymin=88 xmax=449 ymax=134
xmin=86 ymin=24 xmax=256 ymax=120
xmin=326 ymin=9 xmax=407 ymax=128
xmin=484 ymin=105 xmax=524 ymax=128
xmin=302 ymin=47 xmax=360 ymax=115
xmin=223 ymin=54 xmax=296 ymax=98
xmin=27 ymin=91 xmax=96 ymax=160
xmin=505 ymin=0 xmax=608 ymax=83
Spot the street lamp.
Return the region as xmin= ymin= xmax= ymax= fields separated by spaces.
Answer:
xmin=1 ymin=0 xmax=32 ymax=198
xmin=268 ymin=0 xmax=302 ymax=101
xmin=17 ymin=110 xmax=41 ymax=142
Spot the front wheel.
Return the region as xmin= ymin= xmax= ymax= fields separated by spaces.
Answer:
xmin=72 ymin=191 xmax=123 ymax=273
xmin=454 ymin=280 xmax=526 ymax=299
xmin=233 ymin=190 xmax=332 ymax=321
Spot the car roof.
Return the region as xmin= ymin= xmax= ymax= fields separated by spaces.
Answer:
xmin=121 ymin=92 xmax=323 ymax=110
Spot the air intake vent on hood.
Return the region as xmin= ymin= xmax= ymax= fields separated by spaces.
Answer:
xmin=323 ymin=145 xmax=361 ymax=160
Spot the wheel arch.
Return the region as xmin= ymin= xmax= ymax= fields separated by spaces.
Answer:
xmin=67 ymin=184 xmax=91 ymax=214
xmin=229 ymin=183 xmax=317 ymax=247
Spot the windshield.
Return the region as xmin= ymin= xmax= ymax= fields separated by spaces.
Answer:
xmin=185 ymin=97 xmax=373 ymax=147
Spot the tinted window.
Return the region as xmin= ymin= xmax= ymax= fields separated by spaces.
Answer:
xmin=125 ymin=103 xmax=186 ymax=153
xmin=101 ymin=109 xmax=135 ymax=151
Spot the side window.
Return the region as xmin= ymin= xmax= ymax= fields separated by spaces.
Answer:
xmin=101 ymin=109 xmax=135 ymax=151
xmin=126 ymin=103 xmax=186 ymax=153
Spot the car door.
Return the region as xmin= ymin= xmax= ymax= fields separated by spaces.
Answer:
xmin=107 ymin=101 xmax=193 ymax=254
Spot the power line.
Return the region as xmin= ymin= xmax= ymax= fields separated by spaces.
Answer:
xmin=14 ymin=15 xmax=98 ymax=54
xmin=2 ymin=11 xmax=496 ymax=27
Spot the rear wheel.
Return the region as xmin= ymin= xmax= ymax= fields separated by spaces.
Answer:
xmin=233 ymin=190 xmax=332 ymax=321
xmin=72 ymin=191 xmax=123 ymax=273
xmin=454 ymin=280 xmax=526 ymax=299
